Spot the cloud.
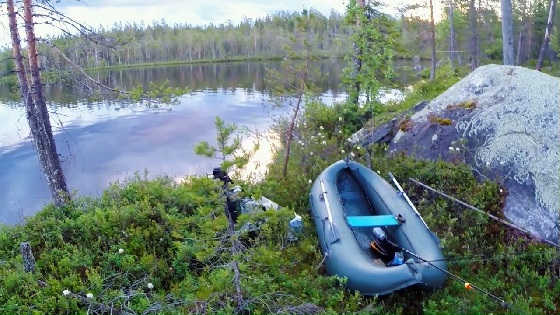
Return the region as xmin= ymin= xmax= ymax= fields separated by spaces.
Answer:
xmin=0 ymin=0 xmax=348 ymax=46
xmin=59 ymin=0 xmax=346 ymax=28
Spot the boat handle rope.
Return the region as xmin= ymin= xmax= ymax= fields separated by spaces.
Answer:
xmin=388 ymin=172 xmax=430 ymax=230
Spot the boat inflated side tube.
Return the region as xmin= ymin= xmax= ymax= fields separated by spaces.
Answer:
xmin=309 ymin=160 xmax=447 ymax=295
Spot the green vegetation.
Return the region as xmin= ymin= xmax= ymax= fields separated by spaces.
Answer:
xmin=194 ymin=116 xmax=251 ymax=172
xmin=36 ymin=10 xmax=349 ymax=73
xmin=372 ymin=64 xmax=467 ymax=126
xmin=1 ymin=96 xmax=559 ymax=313
xmin=342 ymin=0 xmax=397 ymax=105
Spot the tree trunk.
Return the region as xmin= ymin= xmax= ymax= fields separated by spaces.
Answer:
xmin=449 ymin=0 xmax=456 ymax=68
xmin=516 ymin=26 xmax=525 ymax=66
xmin=220 ymin=181 xmax=244 ymax=314
xmin=14 ymin=0 xmax=69 ymax=206
xmin=516 ymin=0 xmax=528 ymax=65
xmin=501 ymin=0 xmax=515 ymax=65
xmin=351 ymin=0 xmax=365 ymax=104
xmin=469 ymin=0 xmax=480 ymax=70
xmin=282 ymin=94 xmax=302 ymax=178
xmin=429 ymin=0 xmax=437 ymax=80
xmin=536 ymin=0 xmax=557 ymax=71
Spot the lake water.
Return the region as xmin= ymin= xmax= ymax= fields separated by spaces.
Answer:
xmin=0 ymin=59 xmax=423 ymax=224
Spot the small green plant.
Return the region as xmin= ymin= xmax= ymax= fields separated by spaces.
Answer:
xmin=194 ymin=116 xmax=250 ymax=172
xmin=129 ymin=79 xmax=190 ymax=104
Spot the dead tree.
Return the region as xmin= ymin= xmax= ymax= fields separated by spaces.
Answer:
xmin=350 ymin=0 xmax=365 ymax=104
xmin=536 ymin=0 xmax=557 ymax=71
xmin=282 ymin=94 xmax=302 ymax=178
xmin=7 ymin=0 xmax=69 ymax=206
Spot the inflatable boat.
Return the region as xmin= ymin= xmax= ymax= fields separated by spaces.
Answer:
xmin=309 ymin=160 xmax=447 ymax=295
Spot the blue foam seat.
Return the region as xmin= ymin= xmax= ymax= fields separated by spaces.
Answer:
xmin=346 ymin=215 xmax=399 ymax=227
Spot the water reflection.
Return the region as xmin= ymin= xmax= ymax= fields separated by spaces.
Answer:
xmin=0 ymin=59 xmax=424 ymax=224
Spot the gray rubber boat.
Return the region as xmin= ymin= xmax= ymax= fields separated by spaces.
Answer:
xmin=309 ymin=160 xmax=447 ymax=295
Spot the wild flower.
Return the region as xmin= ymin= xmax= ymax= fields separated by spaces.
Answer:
xmin=86 ymin=293 xmax=94 ymax=299
xmin=308 ymin=179 xmax=312 ymax=184
xmin=340 ymin=149 xmax=345 ymax=154
xmin=338 ymin=117 xmax=343 ymax=121
xmin=118 ymin=248 xmax=124 ymax=254
xmin=62 ymin=289 xmax=70 ymax=296
xmin=147 ymin=283 xmax=154 ymax=289
xmin=322 ymin=140 xmax=326 ymax=145
xmin=319 ymin=125 xmax=324 ymax=130
xmin=356 ymin=146 xmax=361 ymax=150
xmin=310 ymin=152 xmax=314 ymax=156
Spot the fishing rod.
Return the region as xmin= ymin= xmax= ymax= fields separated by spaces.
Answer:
xmin=408 ymin=178 xmax=560 ymax=250
xmin=394 ymin=243 xmax=511 ymax=309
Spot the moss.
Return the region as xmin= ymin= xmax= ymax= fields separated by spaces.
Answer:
xmin=428 ymin=113 xmax=453 ymax=125
xmin=447 ymin=99 xmax=477 ymax=110
xmin=398 ymin=117 xmax=413 ymax=131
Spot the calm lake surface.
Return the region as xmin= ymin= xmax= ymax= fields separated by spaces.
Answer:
xmin=0 ymin=59 xmax=423 ymax=224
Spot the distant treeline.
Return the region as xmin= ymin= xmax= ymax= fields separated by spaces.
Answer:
xmin=2 ymin=2 xmax=560 ymax=81
xmin=36 ymin=9 xmax=350 ymax=72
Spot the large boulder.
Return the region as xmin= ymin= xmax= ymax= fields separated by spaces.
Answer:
xmin=359 ymin=65 xmax=560 ymax=241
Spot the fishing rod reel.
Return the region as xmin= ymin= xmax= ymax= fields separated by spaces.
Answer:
xmin=212 ymin=167 xmax=232 ymax=184
xmin=212 ymin=167 xmax=239 ymax=221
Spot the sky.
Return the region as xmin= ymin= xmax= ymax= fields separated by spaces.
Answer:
xmin=0 ymin=0 xmax=348 ymax=46
xmin=0 ymin=0 xmax=445 ymax=47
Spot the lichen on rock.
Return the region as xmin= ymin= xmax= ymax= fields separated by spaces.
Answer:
xmin=358 ymin=64 xmax=560 ymax=240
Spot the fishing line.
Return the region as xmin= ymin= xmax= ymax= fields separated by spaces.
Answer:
xmin=389 ymin=240 xmax=512 ymax=309
xmin=408 ymin=178 xmax=560 ymax=250
xmin=427 ymin=250 xmax=560 ymax=265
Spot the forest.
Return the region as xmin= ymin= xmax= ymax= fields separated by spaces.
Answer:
xmin=0 ymin=0 xmax=560 ymax=77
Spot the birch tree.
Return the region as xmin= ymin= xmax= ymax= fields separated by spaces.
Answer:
xmin=536 ymin=0 xmax=557 ymax=70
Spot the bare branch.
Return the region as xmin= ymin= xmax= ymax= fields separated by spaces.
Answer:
xmin=49 ymin=44 xmax=127 ymax=95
